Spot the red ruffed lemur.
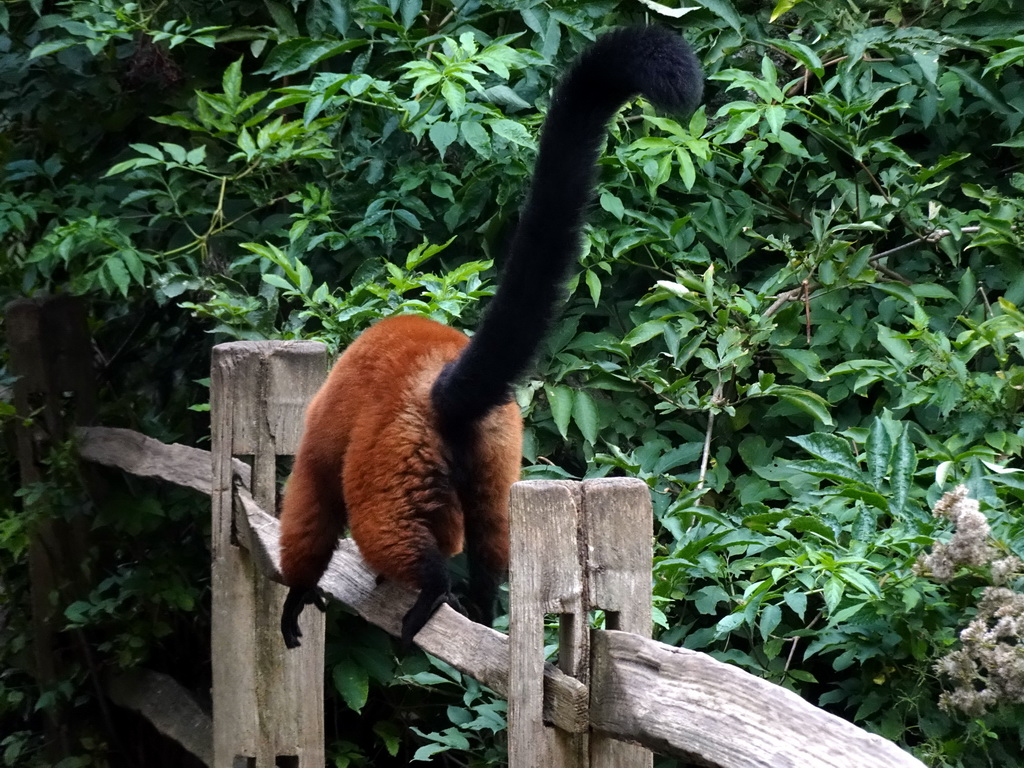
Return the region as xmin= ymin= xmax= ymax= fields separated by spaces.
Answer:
xmin=278 ymin=26 xmax=703 ymax=649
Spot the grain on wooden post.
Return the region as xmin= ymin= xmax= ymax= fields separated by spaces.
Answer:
xmin=508 ymin=480 xmax=588 ymax=767
xmin=211 ymin=341 xmax=327 ymax=768
xmin=584 ymin=478 xmax=653 ymax=768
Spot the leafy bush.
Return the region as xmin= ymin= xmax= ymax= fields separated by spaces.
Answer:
xmin=2 ymin=0 xmax=1024 ymax=765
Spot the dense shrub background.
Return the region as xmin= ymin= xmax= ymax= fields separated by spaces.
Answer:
xmin=2 ymin=0 xmax=1023 ymax=765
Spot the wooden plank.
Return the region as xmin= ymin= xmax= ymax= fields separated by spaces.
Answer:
xmin=211 ymin=341 xmax=327 ymax=768
xmin=106 ymin=669 xmax=213 ymax=766
xmin=508 ymin=480 xmax=587 ymax=767
xmin=77 ymin=426 xmax=251 ymax=494
xmin=584 ymin=478 xmax=653 ymax=768
xmin=590 ymin=630 xmax=928 ymax=768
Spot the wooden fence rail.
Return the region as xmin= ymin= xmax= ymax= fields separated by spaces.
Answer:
xmin=63 ymin=338 xmax=927 ymax=768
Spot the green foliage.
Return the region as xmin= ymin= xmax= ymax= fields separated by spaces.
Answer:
xmin=3 ymin=0 xmax=1024 ymax=765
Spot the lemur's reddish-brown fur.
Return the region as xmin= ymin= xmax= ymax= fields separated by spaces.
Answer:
xmin=277 ymin=27 xmax=702 ymax=649
xmin=280 ymin=315 xmax=520 ymax=592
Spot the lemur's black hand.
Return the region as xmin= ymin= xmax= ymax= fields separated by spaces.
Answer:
xmin=281 ymin=586 xmax=327 ymax=649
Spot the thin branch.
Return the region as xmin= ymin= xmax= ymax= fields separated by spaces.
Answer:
xmin=978 ymin=285 xmax=993 ymax=317
xmin=764 ymin=285 xmax=810 ymax=319
xmin=869 ymin=225 xmax=982 ymax=263
xmin=802 ymin=279 xmax=812 ymax=343
xmin=784 ymin=611 xmax=823 ymax=673
xmin=697 ymin=379 xmax=726 ymax=491
xmin=874 ymin=263 xmax=912 ymax=285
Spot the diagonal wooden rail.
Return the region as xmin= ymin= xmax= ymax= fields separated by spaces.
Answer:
xmin=78 ymin=424 xmax=926 ymax=768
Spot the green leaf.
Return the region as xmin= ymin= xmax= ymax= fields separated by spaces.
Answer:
xmin=257 ymin=39 xmax=367 ymax=79
xmin=623 ymin=319 xmax=668 ymax=347
xmin=545 ymin=385 xmax=574 ymax=439
xmin=783 ymin=589 xmax=807 ymax=620
xmin=105 ymin=257 xmax=130 ymax=297
xmin=599 ymin=191 xmax=625 ymax=220
xmin=994 ymin=135 xmax=1024 ymax=148
xmin=332 ymin=658 xmax=369 ymax=713
xmin=697 ymin=0 xmax=744 ymax=32
xmin=773 ymin=129 xmax=810 ymax=158
xmin=770 ymin=386 xmax=834 ymax=426
xmin=160 ymin=143 xmax=187 ymax=163
xmin=374 ymin=721 xmax=402 ymax=757
xmin=790 ymin=516 xmax=835 ymax=540
xmin=571 ymin=390 xmax=599 ymax=444
xmin=238 ymin=127 xmax=257 ymax=159
xmin=29 ymin=40 xmax=79 ymax=59
xmin=264 ymin=0 xmax=299 ymax=36
xmin=412 ymin=743 xmax=450 ymax=761
xmin=487 ymin=118 xmax=533 ymax=148
xmin=64 ymin=600 xmax=92 ymax=625
xmin=428 ymin=121 xmax=459 ymax=158
xmin=694 ymin=585 xmax=730 ymax=615
xmin=876 ymin=326 xmax=915 ymax=367
xmin=910 ymin=51 xmax=939 ymax=85
xmin=676 ymin=149 xmax=697 ymax=189
xmin=770 ymin=0 xmax=804 ymax=22
xmin=262 ymin=273 xmax=294 ymax=291
xmin=105 ymin=158 xmax=161 ymax=176
xmin=777 ymin=349 xmax=829 ymax=382
xmin=793 ymin=459 xmax=865 ymax=486
xmin=789 ymin=433 xmax=857 ymax=470
xmin=823 ymin=576 xmax=844 ymax=613
xmin=759 ymin=603 xmax=782 ymax=641
xmin=129 ymin=143 xmax=164 ymax=161
xmin=120 ymin=250 xmax=146 ymax=286
xmin=865 ymin=418 xmax=892 ymax=489
xmin=890 ymin=428 xmax=917 ymax=516
xmin=770 ymin=39 xmax=824 ymax=76
xmin=460 ymin=121 xmax=490 ymax=157
xmin=584 ymin=269 xmax=602 ymax=307
xmin=440 ymin=79 xmax=466 ymax=118
xmin=406 ymin=237 xmax=455 ymax=270
xmin=714 ymin=612 xmax=747 ymax=637
xmin=851 ymin=506 xmax=878 ymax=542
xmin=185 ymin=145 xmax=207 ymax=165
xmin=223 ymin=57 xmax=243 ymax=103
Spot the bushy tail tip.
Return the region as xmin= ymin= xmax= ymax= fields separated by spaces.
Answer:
xmin=561 ymin=25 xmax=704 ymax=115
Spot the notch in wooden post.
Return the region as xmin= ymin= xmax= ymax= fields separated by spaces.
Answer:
xmin=584 ymin=478 xmax=653 ymax=768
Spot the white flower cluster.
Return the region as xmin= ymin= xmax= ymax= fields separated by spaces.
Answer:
xmin=936 ymin=585 xmax=1024 ymax=716
xmin=914 ymin=485 xmax=995 ymax=582
xmin=917 ymin=486 xmax=1024 ymax=716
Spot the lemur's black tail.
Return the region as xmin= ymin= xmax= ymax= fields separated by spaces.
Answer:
xmin=431 ymin=27 xmax=703 ymax=431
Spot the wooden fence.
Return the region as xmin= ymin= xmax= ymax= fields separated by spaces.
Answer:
xmin=9 ymin=298 xmax=926 ymax=768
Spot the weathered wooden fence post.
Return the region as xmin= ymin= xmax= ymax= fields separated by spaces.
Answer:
xmin=6 ymin=295 xmax=97 ymax=761
xmin=508 ymin=478 xmax=653 ymax=768
xmin=210 ymin=341 xmax=327 ymax=768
